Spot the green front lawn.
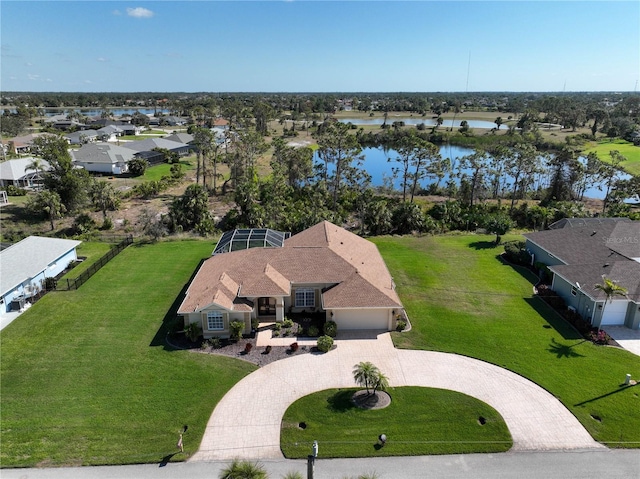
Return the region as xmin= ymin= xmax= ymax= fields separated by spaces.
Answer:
xmin=583 ymin=139 xmax=640 ymax=176
xmin=281 ymin=387 xmax=511 ymax=458
xmin=371 ymin=234 xmax=640 ymax=448
xmin=0 ymin=240 xmax=256 ymax=467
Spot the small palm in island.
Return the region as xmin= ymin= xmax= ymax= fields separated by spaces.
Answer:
xmin=352 ymin=361 xmax=391 ymax=409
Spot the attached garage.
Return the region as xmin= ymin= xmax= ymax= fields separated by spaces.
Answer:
xmin=600 ymin=300 xmax=629 ymax=326
xmin=332 ymin=308 xmax=391 ymax=330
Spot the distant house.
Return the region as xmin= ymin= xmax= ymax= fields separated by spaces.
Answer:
xmin=164 ymin=132 xmax=194 ymax=145
xmin=178 ymin=221 xmax=404 ymax=339
xmin=96 ymin=125 xmax=124 ymax=142
xmin=121 ymin=138 xmax=191 ymax=164
xmin=3 ymin=133 xmax=52 ymax=155
xmin=0 ymin=236 xmax=81 ymax=313
xmin=65 ymin=129 xmax=99 ymax=145
xmin=0 ymin=157 xmax=50 ymax=188
xmin=524 ymin=219 xmax=640 ymax=330
xmin=70 ymin=142 xmax=136 ymax=174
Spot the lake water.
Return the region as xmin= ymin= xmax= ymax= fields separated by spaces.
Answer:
xmin=41 ymin=108 xmax=171 ymax=117
xmin=316 ymin=145 xmax=632 ymax=201
xmin=339 ymin=117 xmax=501 ymax=129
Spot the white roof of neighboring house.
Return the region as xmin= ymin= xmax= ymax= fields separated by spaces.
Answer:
xmin=0 ymin=157 xmax=51 ymax=181
xmin=70 ymin=143 xmax=136 ymax=164
xmin=0 ymin=236 xmax=81 ymax=296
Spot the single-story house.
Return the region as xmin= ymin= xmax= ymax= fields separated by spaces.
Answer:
xmin=3 ymin=133 xmax=52 ymax=155
xmin=0 ymin=236 xmax=81 ymax=313
xmin=65 ymin=129 xmax=99 ymax=145
xmin=178 ymin=221 xmax=404 ymax=339
xmin=96 ymin=125 xmax=124 ymax=141
xmin=524 ymin=219 xmax=640 ymax=329
xmin=164 ymin=132 xmax=194 ymax=145
xmin=121 ymin=138 xmax=191 ymax=164
xmin=0 ymin=157 xmax=50 ymax=188
xmin=70 ymin=142 xmax=136 ymax=174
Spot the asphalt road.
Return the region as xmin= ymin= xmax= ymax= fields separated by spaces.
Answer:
xmin=2 ymin=450 xmax=639 ymax=479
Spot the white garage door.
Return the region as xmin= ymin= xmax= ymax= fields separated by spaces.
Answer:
xmin=333 ymin=309 xmax=389 ymax=330
xmin=601 ymin=301 xmax=628 ymax=326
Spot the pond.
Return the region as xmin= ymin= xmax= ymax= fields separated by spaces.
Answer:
xmin=339 ymin=117 xmax=502 ymax=129
xmin=316 ymin=145 xmax=632 ymax=201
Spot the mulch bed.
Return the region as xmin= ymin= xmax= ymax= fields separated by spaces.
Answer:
xmin=352 ymin=390 xmax=391 ymax=410
xmin=167 ymin=333 xmax=311 ymax=367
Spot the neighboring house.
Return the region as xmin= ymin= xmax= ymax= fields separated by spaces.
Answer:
xmin=0 ymin=236 xmax=81 ymax=313
xmin=164 ymin=116 xmax=188 ymax=126
xmin=164 ymin=132 xmax=194 ymax=145
xmin=65 ymin=129 xmax=99 ymax=145
xmin=122 ymin=138 xmax=191 ymax=164
xmin=96 ymin=125 xmax=124 ymax=141
xmin=0 ymin=157 xmax=50 ymax=188
xmin=178 ymin=221 xmax=404 ymax=339
xmin=524 ymin=219 xmax=640 ymax=330
xmin=70 ymin=142 xmax=136 ymax=174
xmin=3 ymin=133 xmax=51 ymax=155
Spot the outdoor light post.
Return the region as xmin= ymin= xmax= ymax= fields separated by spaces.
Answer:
xmin=307 ymin=440 xmax=318 ymax=479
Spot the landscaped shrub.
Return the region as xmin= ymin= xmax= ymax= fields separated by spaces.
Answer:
xmin=503 ymin=240 xmax=530 ymax=266
xmin=208 ymin=336 xmax=222 ymax=349
xmin=317 ymin=335 xmax=334 ymax=353
xmin=251 ymin=317 xmax=259 ymax=331
xmin=283 ymin=318 xmax=294 ymax=329
xmin=229 ymin=320 xmax=244 ymax=342
xmin=3 ymin=185 xmax=27 ymax=196
xmin=184 ymin=322 xmax=202 ymax=343
xmin=308 ymin=325 xmax=320 ymax=337
xmin=218 ymin=459 xmax=267 ymax=479
xmin=290 ymin=342 xmax=299 ymax=352
xmin=323 ymin=320 xmax=337 ymax=337
xmin=244 ymin=342 xmax=253 ymax=353
xmin=273 ymin=322 xmax=282 ymax=332
xmin=43 ymin=277 xmax=57 ymax=291
xmin=396 ymin=320 xmax=407 ymax=331
xmin=264 ymin=345 xmax=272 ymax=354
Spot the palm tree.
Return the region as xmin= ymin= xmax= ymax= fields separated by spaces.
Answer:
xmin=495 ymin=116 xmax=503 ymax=130
xmin=372 ymin=371 xmax=389 ymax=395
xmin=90 ymin=180 xmax=120 ymax=220
xmin=34 ymin=190 xmax=66 ymax=230
xmin=353 ymin=362 xmax=380 ymax=396
xmin=593 ymin=275 xmax=628 ymax=331
xmin=219 ymin=459 xmax=268 ymax=479
xmin=25 ymin=158 xmax=46 ymax=187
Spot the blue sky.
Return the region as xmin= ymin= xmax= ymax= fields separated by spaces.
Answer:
xmin=1 ymin=1 xmax=638 ymax=92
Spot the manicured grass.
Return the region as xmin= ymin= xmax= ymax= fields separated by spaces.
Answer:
xmin=371 ymin=234 xmax=640 ymax=448
xmin=58 ymin=242 xmax=113 ymax=280
xmin=140 ymin=159 xmax=195 ymax=182
xmin=0 ymin=240 xmax=257 ymax=467
xmin=281 ymin=387 xmax=511 ymax=458
xmin=583 ymin=139 xmax=640 ymax=176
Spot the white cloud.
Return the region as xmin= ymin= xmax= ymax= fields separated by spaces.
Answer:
xmin=112 ymin=9 xmax=122 ymax=16
xmin=97 ymin=57 xmax=109 ymax=62
xmin=25 ymin=62 xmax=33 ymax=66
xmin=126 ymin=7 xmax=154 ymax=18
xmin=85 ymin=80 xmax=93 ymax=84
xmin=27 ymin=74 xmax=40 ymax=81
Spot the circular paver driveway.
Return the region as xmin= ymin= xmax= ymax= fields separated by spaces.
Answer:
xmin=191 ymin=333 xmax=602 ymax=461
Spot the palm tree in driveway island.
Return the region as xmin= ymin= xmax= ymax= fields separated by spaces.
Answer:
xmin=593 ymin=275 xmax=628 ymax=331
xmin=353 ymin=361 xmax=388 ymax=396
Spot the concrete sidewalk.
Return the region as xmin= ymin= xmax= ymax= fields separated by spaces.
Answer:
xmin=191 ymin=332 xmax=602 ymax=461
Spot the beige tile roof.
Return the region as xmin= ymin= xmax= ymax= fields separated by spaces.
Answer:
xmin=177 ymin=221 xmax=402 ymax=314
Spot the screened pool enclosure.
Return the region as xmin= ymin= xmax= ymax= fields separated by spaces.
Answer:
xmin=213 ymin=228 xmax=291 ymax=255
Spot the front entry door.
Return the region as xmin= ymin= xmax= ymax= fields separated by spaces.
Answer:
xmin=258 ymin=297 xmax=276 ymax=316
